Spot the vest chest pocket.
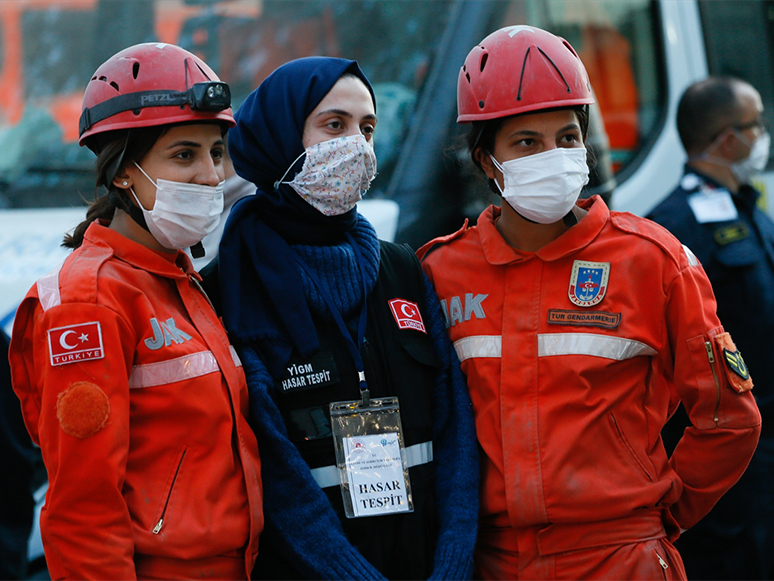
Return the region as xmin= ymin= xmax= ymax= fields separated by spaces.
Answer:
xmin=385 ymin=334 xmax=441 ymax=433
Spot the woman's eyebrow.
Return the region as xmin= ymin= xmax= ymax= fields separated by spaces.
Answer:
xmin=313 ymin=108 xmax=353 ymax=119
xmin=164 ymin=140 xmax=203 ymax=149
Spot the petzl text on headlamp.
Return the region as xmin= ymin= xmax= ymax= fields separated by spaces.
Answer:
xmin=79 ymin=81 xmax=231 ymax=136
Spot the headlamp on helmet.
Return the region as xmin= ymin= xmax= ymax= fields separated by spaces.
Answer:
xmin=78 ymin=43 xmax=236 ymax=149
xmin=79 ymin=81 xmax=231 ymax=137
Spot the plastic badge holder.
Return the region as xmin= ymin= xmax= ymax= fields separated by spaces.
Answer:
xmin=330 ymin=396 xmax=414 ymax=518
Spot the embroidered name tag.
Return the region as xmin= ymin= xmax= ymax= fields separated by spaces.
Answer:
xmin=280 ymin=351 xmax=340 ymax=393
xmin=48 ymin=321 xmax=104 ymax=366
xmin=547 ymin=309 xmax=621 ymax=329
xmin=388 ymin=299 xmax=427 ymax=333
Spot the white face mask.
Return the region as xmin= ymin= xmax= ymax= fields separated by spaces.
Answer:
xmin=276 ymin=134 xmax=377 ymax=216
xmin=131 ymin=161 xmax=224 ymax=250
xmin=490 ymin=147 xmax=590 ymax=224
xmin=731 ymin=131 xmax=770 ymax=184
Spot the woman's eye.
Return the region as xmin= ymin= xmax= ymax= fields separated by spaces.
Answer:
xmin=327 ymin=120 xmax=342 ymax=130
xmin=176 ymin=150 xmax=193 ymax=160
xmin=212 ymin=148 xmax=224 ymax=160
xmin=361 ymin=125 xmax=375 ymax=136
xmin=517 ymin=138 xmax=534 ymax=147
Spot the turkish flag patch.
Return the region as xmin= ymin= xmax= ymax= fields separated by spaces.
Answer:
xmin=388 ymin=299 xmax=426 ymax=333
xmin=48 ymin=321 xmax=105 ymax=366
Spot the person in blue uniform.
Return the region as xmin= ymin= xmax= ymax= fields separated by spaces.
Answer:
xmin=648 ymin=76 xmax=774 ymax=580
xmin=207 ymin=57 xmax=479 ymax=580
xmin=0 ymin=329 xmax=40 ymax=579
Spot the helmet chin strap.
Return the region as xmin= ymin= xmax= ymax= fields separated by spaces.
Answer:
xmin=106 ymin=130 xmax=152 ymax=233
xmin=109 ymin=189 xmax=150 ymax=233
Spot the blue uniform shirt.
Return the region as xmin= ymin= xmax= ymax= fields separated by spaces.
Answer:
xmin=648 ymin=166 xmax=774 ymax=419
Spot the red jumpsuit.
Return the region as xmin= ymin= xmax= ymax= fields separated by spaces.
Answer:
xmin=10 ymin=222 xmax=263 ymax=580
xmin=419 ymin=197 xmax=761 ymax=580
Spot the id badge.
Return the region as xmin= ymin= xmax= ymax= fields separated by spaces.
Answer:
xmin=330 ymin=397 xmax=414 ymax=518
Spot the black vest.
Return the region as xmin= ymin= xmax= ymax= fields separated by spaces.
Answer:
xmin=255 ymin=241 xmax=442 ymax=580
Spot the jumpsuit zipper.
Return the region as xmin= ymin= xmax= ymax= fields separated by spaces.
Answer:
xmin=654 ymin=549 xmax=669 ymax=574
xmin=705 ymin=341 xmax=721 ymax=424
xmin=153 ymin=448 xmax=187 ymax=534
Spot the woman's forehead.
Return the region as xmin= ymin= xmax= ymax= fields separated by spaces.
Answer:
xmin=310 ymin=75 xmax=375 ymax=118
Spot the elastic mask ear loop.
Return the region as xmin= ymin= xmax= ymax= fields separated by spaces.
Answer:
xmin=133 ymin=161 xmax=158 ymax=188
xmin=125 ymin=187 xmax=150 ymax=232
xmin=113 ymin=160 xmax=154 ymax=233
xmin=690 ymin=128 xmax=735 ymax=167
xmin=489 ymin=155 xmax=506 ymax=196
xmin=274 ymin=150 xmax=307 ymax=190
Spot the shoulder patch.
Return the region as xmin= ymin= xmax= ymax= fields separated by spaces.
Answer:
xmin=48 ymin=321 xmax=105 ymax=366
xmin=714 ymin=332 xmax=753 ymax=393
xmin=56 ymin=381 xmax=110 ymax=438
xmin=388 ymin=298 xmax=427 ymax=333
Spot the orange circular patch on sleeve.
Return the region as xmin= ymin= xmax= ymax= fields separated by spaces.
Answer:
xmin=56 ymin=381 xmax=110 ymax=439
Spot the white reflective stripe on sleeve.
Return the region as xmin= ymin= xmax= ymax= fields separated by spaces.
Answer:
xmin=229 ymin=345 xmax=242 ymax=368
xmin=538 ymin=333 xmax=657 ymax=360
xmin=37 ymin=260 xmax=65 ymax=312
xmin=311 ymin=441 xmax=434 ymax=489
xmin=128 ymin=350 xmax=220 ymax=389
xmin=453 ymin=335 xmax=502 ymax=363
xmin=683 ymin=244 xmax=699 ymax=267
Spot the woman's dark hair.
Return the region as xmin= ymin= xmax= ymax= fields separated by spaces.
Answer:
xmin=63 ymin=125 xmax=169 ymax=249
xmin=467 ymin=105 xmax=591 ymax=171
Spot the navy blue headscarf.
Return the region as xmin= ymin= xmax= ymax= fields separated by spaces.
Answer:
xmin=218 ymin=57 xmax=376 ymax=376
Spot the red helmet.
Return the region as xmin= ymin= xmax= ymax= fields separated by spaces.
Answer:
xmin=79 ymin=42 xmax=235 ymax=148
xmin=457 ymin=26 xmax=593 ymax=123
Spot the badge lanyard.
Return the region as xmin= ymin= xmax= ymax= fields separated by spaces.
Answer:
xmin=292 ymin=232 xmax=370 ymax=405
xmin=292 ymin=233 xmax=414 ymax=518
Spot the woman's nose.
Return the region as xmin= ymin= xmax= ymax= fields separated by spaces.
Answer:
xmin=198 ymin=158 xmax=223 ymax=186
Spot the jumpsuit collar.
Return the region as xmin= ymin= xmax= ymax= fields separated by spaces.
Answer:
xmin=83 ymin=221 xmax=199 ymax=280
xmin=479 ymin=195 xmax=609 ymax=265
xmin=684 ymin=163 xmax=762 ymax=209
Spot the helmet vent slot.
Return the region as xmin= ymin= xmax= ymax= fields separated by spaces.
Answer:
xmin=110 ymin=81 xmax=119 ymax=92
xmin=537 ymin=47 xmax=570 ymax=93
xmin=132 ymin=62 xmax=140 ymax=79
xmin=480 ymin=52 xmax=488 ymax=72
xmin=516 ymin=47 xmax=531 ymax=101
xmin=195 ymin=62 xmax=212 ymax=80
xmin=466 ymin=72 xmax=470 ymax=83
xmin=478 ymin=100 xmax=484 ymax=109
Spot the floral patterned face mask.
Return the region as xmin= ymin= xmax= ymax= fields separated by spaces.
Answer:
xmin=276 ymin=134 xmax=377 ymax=216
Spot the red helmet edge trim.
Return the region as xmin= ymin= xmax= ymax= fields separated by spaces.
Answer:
xmin=78 ymin=110 xmax=235 ymax=147
xmin=457 ymin=96 xmax=594 ymax=124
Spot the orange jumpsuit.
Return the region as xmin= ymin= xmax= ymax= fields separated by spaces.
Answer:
xmin=419 ymin=197 xmax=761 ymax=580
xmin=10 ymin=222 xmax=263 ymax=580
